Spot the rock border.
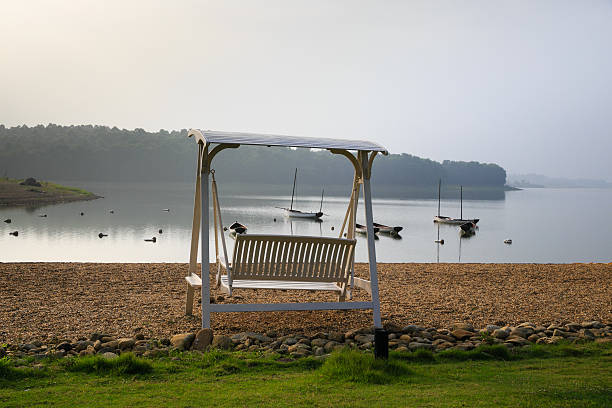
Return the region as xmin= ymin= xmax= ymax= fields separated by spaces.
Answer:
xmin=3 ymin=321 xmax=610 ymax=360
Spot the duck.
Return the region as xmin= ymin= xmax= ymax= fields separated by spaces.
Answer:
xmin=3 ymin=219 xmax=11 ymax=224
xmin=39 ymin=214 xmax=47 ymax=218
xmin=144 ymin=237 xmax=157 ymax=243
xmin=158 ymin=229 xmax=163 ymax=234
xmin=435 ymin=239 xmax=445 ymax=244
xmin=162 ymin=209 xmax=170 ymax=212
xmin=80 ymin=212 xmax=84 ymax=216
xmin=98 ymin=233 xmax=108 ymax=238
xmin=109 ymin=210 xmax=115 ymax=214
xmin=9 ymin=231 xmax=18 ymax=237
xmin=504 ymin=239 xmax=512 ymax=244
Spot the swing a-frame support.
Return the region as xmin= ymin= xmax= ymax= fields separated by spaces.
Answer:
xmin=184 ymin=130 xmax=388 ymax=330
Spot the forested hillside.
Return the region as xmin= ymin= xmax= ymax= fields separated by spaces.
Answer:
xmin=0 ymin=125 xmax=507 ymax=198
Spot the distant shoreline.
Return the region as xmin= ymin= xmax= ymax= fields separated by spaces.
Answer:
xmin=0 ymin=178 xmax=100 ymax=207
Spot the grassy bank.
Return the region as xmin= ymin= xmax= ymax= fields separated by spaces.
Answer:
xmin=0 ymin=177 xmax=99 ymax=207
xmin=1 ymin=342 xmax=610 ymax=407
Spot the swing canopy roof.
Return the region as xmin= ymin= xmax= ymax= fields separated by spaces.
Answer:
xmin=188 ymin=129 xmax=388 ymax=154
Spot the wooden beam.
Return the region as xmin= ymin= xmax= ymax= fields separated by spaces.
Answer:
xmin=210 ymin=301 xmax=373 ymax=313
xmin=201 ymin=145 xmax=211 ymax=328
xmin=359 ymin=150 xmax=382 ymax=328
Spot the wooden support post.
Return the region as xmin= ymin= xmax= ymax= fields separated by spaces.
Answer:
xmin=359 ymin=150 xmax=382 ymax=328
xmin=201 ymin=145 xmax=211 ymax=328
xmin=186 ymin=143 xmax=203 ymax=315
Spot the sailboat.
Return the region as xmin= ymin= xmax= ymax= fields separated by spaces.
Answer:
xmin=433 ymin=180 xmax=479 ymax=225
xmin=279 ymin=168 xmax=324 ymax=219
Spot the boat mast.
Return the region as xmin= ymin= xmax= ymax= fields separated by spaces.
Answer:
xmin=290 ymin=168 xmax=297 ymax=211
xmin=319 ymin=188 xmax=324 ymax=212
xmin=437 ymin=179 xmax=441 ymax=217
xmin=460 ymin=185 xmax=463 ymax=219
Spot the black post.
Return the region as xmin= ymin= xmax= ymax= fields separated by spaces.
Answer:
xmin=374 ymin=328 xmax=388 ymax=359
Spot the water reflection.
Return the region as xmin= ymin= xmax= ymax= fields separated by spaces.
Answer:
xmin=0 ymin=182 xmax=611 ymax=263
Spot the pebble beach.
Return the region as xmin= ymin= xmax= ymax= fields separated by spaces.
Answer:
xmin=1 ymin=262 xmax=610 ymax=343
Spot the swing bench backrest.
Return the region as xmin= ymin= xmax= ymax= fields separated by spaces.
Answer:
xmin=229 ymin=234 xmax=356 ymax=283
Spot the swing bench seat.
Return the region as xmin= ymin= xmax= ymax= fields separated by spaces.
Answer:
xmin=186 ymin=234 xmax=356 ymax=299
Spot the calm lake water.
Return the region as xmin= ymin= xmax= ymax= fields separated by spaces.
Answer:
xmin=1 ymin=181 xmax=611 ymax=263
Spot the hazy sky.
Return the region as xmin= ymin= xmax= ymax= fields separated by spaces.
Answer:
xmin=1 ymin=1 xmax=611 ymax=179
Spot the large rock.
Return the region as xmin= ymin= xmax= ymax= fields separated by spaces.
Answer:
xmin=451 ymin=323 xmax=474 ymax=332
xmin=505 ymin=336 xmax=530 ymax=346
xmin=565 ymin=323 xmax=582 ymax=332
xmin=191 ymin=328 xmax=214 ymax=351
xmin=56 ymin=342 xmax=72 ymax=352
xmin=581 ymin=321 xmax=603 ymax=329
xmin=451 ymin=329 xmax=473 ymax=341
xmin=212 ymin=335 xmax=232 ymax=349
xmin=20 ymin=177 xmax=42 ymax=187
xmin=354 ymin=334 xmax=375 ymax=344
xmin=510 ymin=327 xmax=534 ymax=339
xmin=118 ymin=338 xmax=135 ymax=350
xmin=409 ymin=342 xmax=433 ymax=351
xmin=328 ymin=332 xmax=345 ymax=343
xmin=101 ymin=352 xmax=118 ymax=359
xmin=101 ymin=340 xmax=119 ymax=350
xmin=311 ymin=338 xmax=328 ymax=348
xmin=492 ymin=329 xmax=509 ymax=339
xmin=171 ymin=333 xmax=195 ymax=350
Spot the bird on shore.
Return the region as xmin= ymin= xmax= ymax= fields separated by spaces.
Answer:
xmin=9 ymin=231 xmax=18 ymax=236
xmin=98 ymin=233 xmax=108 ymax=238
xmin=3 ymin=219 xmax=11 ymax=224
xmin=144 ymin=237 xmax=157 ymax=243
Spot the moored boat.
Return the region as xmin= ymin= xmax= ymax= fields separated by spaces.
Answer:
xmin=355 ymin=223 xmax=380 ymax=235
xmin=433 ymin=181 xmax=479 ymax=225
xmin=373 ymin=222 xmax=403 ymax=235
xmin=434 ymin=215 xmax=480 ymax=225
xmin=459 ymin=221 xmax=476 ymax=236
xmin=229 ymin=221 xmax=247 ymax=235
xmin=283 ymin=208 xmax=323 ymax=219
xmin=279 ymin=168 xmax=324 ymax=219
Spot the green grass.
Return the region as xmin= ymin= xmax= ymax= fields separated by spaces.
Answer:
xmin=0 ymin=343 xmax=610 ymax=407
xmin=0 ymin=177 xmax=95 ymax=196
xmin=44 ymin=182 xmax=94 ymax=196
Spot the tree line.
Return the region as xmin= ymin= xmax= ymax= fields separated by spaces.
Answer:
xmin=0 ymin=124 xmax=507 ymax=197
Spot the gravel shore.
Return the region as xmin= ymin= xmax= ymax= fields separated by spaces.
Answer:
xmin=1 ymin=262 xmax=610 ymax=343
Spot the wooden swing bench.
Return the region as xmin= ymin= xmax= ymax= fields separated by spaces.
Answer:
xmin=186 ymin=234 xmax=356 ymax=300
xmin=184 ymin=129 xmax=386 ymax=327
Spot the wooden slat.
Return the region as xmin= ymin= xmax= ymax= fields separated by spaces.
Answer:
xmin=252 ymin=240 xmax=262 ymax=277
xmin=226 ymin=234 xmax=356 ymax=283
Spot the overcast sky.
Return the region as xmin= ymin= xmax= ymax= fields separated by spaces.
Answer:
xmin=1 ymin=1 xmax=611 ymax=179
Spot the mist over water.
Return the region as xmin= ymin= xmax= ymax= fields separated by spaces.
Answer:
xmin=1 ymin=181 xmax=610 ymax=263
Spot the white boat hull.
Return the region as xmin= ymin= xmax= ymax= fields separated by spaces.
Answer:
xmin=434 ymin=216 xmax=479 ymax=225
xmin=283 ymin=209 xmax=322 ymax=219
